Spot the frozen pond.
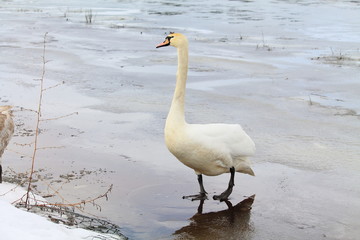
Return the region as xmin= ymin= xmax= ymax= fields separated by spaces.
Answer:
xmin=1 ymin=0 xmax=360 ymax=239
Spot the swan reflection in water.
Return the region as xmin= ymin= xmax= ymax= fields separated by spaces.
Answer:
xmin=173 ymin=195 xmax=255 ymax=240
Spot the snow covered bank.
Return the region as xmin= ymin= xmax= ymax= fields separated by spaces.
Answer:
xmin=0 ymin=182 xmax=125 ymax=240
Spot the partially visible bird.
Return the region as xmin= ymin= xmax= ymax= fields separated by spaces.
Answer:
xmin=0 ymin=105 xmax=14 ymax=183
xmin=156 ymin=33 xmax=255 ymax=201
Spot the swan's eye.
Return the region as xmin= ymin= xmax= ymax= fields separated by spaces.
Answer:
xmin=166 ymin=36 xmax=174 ymax=42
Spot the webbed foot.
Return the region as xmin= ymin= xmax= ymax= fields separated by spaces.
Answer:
xmin=183 ymin=174 xmax=208 ymax=201
xmin=213 ymin=188 xmax=233 ymax=201
xmin=213 ymin=167 xmax=235 ymax=202
xmin=183 ymin=192 xmax=208 ymax=201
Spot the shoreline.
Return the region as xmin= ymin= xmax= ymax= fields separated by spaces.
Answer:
xmin=1 ymin=0 xmax=359 ymax=239
xmin=0 ymin=182 xmax=126 ymax=240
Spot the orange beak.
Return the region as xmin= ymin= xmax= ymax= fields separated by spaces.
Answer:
xmin=156 ymin=38 xmax=171 ymax=48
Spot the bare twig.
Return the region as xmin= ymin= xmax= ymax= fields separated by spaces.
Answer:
xmin=6 ymin=148 xmax=33 ymax=158
xmin=36 ymin=146 xmax=66 ymax=151
xmin=0 ymin=184 xmax=21 ymax=196
xmin=43 ymin=81 xmax=65 ymax=91
xmin=38 ymin=184 xmax=113 ymax=209
xmin=40 ymin=112 xmax=78 ymax=121
xmin=17 ymin=107 xmax=39 ymax=114
xmin=25 ymin=32 xmax=49 ymax=208
xmin=13 ymin=142 xmax=35 ymax=147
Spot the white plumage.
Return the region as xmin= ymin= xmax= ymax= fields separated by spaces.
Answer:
xmin=166 ymin=123 xmax=255 ymax=177
xmin=157 ymin=33 xmax=255 ymax=201
xmin=0 ymin=105 xmax=14 ymax=183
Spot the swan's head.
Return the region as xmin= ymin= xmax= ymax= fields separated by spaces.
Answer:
xmin=156 ymin=33 xmax=188 ymax=49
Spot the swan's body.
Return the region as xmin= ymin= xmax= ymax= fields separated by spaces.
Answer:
xmin=0 ymin=106 xmax=14 ymax=183
xmin=165 ymin=123 xmax=255 ymax=176
xmin=157 ymin=33 xmax=255 ymax=201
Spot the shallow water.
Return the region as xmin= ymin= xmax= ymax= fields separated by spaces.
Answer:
xmin=1 ymin=0 xmax=360 ymax=239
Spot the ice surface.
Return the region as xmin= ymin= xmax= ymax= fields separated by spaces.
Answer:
xmin=1 ymin=0 xmax=360 ymax=239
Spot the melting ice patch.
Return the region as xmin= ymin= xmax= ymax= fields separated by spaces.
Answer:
xmin=187 ymin=79 xmax=243 ymax=91
xmin=187 ymin=78 xmax=269 ymax=91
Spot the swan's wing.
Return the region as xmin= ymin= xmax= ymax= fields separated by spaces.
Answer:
xmin=0 ymin=113 xmax=8 ymax=157
xmin=0 ymin=113 xmax=7 ymax=138
xmin=0 ymin=109 xmax=14 ymax=158
xmin=187 ymin=123 xmax=255 ymax=157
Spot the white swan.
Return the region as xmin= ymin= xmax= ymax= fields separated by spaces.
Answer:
xmin=0 ymin=105 xmax=14 ymax=183
xmin=156 ymin=33 xmax=255 ymax=201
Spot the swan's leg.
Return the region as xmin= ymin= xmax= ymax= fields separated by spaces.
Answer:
xmin=213 ymin=167 xmax=235 ymax=201
xmin=198 ymin=174 xmax=207 ymax=194
xmin=183 ymin=174 xmax=208 ymax=201
xmin=0 ymin=164 xmax=2 ymax=183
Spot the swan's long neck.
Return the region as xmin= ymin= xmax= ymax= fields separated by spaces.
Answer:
xmin=167 ymin=43 xmax=189 ymax=126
